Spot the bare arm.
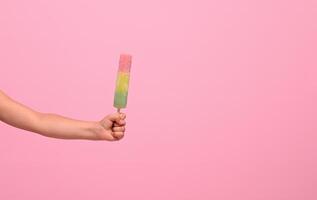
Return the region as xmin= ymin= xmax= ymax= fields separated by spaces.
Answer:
xmin=0 ymin=90 xmax=126 ymax=141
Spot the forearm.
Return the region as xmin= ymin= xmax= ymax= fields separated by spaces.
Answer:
xmin=0 ymin=91 xmax=101 ymax=140
xmin=35 ymin=113 xmax=101 ymax=140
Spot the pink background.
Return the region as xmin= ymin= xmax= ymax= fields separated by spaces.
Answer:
xmin=0 ymin=0 xmax=316 ymax=199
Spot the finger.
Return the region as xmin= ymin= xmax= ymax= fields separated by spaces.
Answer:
xmin=112 ymin=126 xmax=125 ymax=132
xmin=118 ymin=120 xmax=126 ymax=126
xmin=114 ymin=120 xmax=125 ymax=126
xmin=107 ymin=113 xmax=121 ymax=124
xmin=114 ymin=123 xmax=120 ymax=127
xmin=114 ymin=120 xmax=125 ymax=127
xmin=112 ymin=132 xmax=124 ymax=140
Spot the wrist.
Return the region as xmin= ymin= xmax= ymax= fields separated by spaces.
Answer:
xmin=85 ymin=121 xmax=104 ymax=140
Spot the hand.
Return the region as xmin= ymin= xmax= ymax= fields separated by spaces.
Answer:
xmin=96 ymin=113 xmax=126 ymax=141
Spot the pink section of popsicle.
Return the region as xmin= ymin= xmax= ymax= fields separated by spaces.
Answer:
xmin=119 ymin=54 xmax=132 ymax=73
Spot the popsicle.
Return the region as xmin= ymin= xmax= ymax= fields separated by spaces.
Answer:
xmin=114 ymin=54 xmax=132 ymax=113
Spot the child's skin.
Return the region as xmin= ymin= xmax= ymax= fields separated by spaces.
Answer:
xmin=0 ymin=90 xmax=126 ymax=141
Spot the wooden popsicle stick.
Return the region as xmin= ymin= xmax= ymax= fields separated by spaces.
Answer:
xmin=113 ymin=108 xmax=121 ymax=128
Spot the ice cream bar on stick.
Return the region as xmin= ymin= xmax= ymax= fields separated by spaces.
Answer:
xmin=114 ymin=54 xmax=132 ymax=113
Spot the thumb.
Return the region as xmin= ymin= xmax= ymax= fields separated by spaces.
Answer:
xmin=106 ymin=113 xmax=122 ymax=124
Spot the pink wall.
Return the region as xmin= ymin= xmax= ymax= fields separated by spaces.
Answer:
xmin=0 ymin=0 xmax=316 ymax=199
